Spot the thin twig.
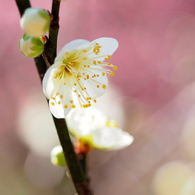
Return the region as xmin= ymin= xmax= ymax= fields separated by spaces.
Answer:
xmin=42 ymin=52 xmax=51 ymax=68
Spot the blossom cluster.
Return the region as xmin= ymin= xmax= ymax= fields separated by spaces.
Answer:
xmin=18 ymin=5 xmax=134 ymax=168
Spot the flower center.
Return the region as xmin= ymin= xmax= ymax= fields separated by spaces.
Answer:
xmin=50 ymin=43 xmax=118 ymax=109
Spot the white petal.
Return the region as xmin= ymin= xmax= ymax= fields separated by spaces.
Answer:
xmin=55 ymin=39 xmax=90 ymax=62
xmin=49 ymin=95 xmax=73 ymax=118
xmin=49 ymin=98 xmax=65 ymax=118
xmin=42 ymin=64 xmax=61 ymax=99
xmin=91 ymin=127 xmax=134 ymax=150
xmin=89 ymin=37 xmax=119 ymax=61
xmin=66 ymin=108 xmax=108 ymax=136
xmin=81 ymin=68 xmax=108 ymax=99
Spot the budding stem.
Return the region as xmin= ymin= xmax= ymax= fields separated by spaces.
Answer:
xmin=15 ymin=0 xmax=93 ymax=194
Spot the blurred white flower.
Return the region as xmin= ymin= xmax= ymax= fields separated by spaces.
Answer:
xmin=66 ymin=107 xmax=133 ymax=150
xmin=20 ymin=8 xmax=51 ymax=37
xmin=19 ymin=34 xmax=45 ymax=58
xmin=43 ymin=37 xmax=118 ymax=118
xmin=152 ymin=161 xmax=195 ymax=195
xmin=24 ymin=152 xmax=65 ymax=189
xmin=17 ymin=90 xmax=59 ymax=157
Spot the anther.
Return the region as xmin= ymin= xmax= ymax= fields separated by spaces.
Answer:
xmin=102 ymin=85 xmax=107 ymax=89
xmin=112 ymin=66 xmax=118 ymax=70
xmin=104 ymin=55 xmax=112 ymax=60
xmin=110 ymin=71 xmax=114 ymax=76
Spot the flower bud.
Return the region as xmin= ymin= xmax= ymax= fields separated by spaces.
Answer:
xmin=20 ymin=8 xmax=51 ymax=37
xmin=18 ymin=34 xmax=44 ymax=58
xmin=50 ymin=145 xmax=66 ymax=166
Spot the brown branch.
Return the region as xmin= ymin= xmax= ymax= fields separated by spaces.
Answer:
xmin=15 ymin=0 xmax=93 ymax=194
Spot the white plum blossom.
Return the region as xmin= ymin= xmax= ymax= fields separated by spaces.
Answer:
xmin=42 ymin=37 xmax=118 ymax=118
xmin=20 ymin=8 xmax=51 ymax=37
xmin=66 ymin=108 xmax=134 ymax=150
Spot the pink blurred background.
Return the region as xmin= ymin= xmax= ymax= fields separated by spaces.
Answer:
xmin=1 ymin=0 xmax=195 ymax=194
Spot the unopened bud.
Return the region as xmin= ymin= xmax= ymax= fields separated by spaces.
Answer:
xmin=18 ymin=34 xmax=44 ymax=58
xmin=20 ymin=8 xmax=51 ymax=37
xmin=50 ymin=145 xmax=66 ymax=166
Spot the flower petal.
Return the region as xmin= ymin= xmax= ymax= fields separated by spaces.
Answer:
xmin=55 ymin=39 xmax=90 ymax=62
xmin=49 ymin=99 xmax=65 ymax=118
xmin=91 ymin=127 xmax=134 ymax=150
xmin=81 ymin=67 xmax=108 ymax=99
xmin=66 ymin=108 xmax=108 ymax=136
xmin=42 ymin=64 xmax=61 ymax=99
xmin=49 ymin=95 xmax=73 ymax=118
xmin=89 ymin=37 xmax=119 ymax=61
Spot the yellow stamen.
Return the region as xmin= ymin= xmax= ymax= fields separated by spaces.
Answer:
xmin=110 ymin=71 xmax=114 ymax=76
xmin=112 ymin=66 xmax=118 ymax=70
xmin=102 ymin=85 xmax=107 ymax=89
